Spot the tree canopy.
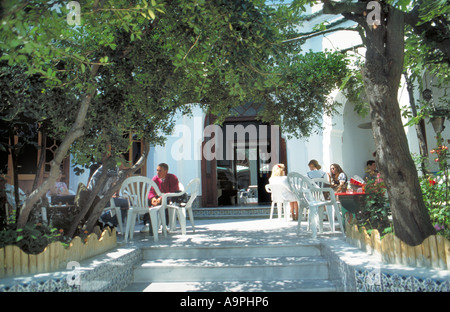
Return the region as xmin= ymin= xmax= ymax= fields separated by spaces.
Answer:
xmin=1 ymin=0 xmax=349 ymax=231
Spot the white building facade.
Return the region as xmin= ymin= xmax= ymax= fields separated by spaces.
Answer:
xmin=68 ymin=2 xmax=450 ymax=208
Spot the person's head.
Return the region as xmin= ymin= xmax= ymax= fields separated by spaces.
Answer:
xmin=366 ymin=160 xmax=376 ymax=170
xmin=308 ymin=159 xmax=321 ymax=171
xmin=330 ymin=163 xmax=343 ymax=176
xmin=271 ymin=164 xmax=286 ymax=177
xmin=156 ymin=163 xmax=169 ymax=179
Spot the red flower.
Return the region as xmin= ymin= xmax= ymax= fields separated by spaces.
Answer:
xmin=429 ymin=179 xmax=436 ymax=186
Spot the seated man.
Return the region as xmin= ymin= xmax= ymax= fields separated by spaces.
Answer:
xmin=142 ymin=163 xmax=179 ymax=233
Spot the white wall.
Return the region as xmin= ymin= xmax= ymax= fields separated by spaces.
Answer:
xmin=148 ymin=106 xmax=204 ymax=192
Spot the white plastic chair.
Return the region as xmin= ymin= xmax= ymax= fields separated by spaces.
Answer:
xmin=101 ymin=197 xmax=124 ymax=233
xmin=287 ymin=172 xmax=343 ymax=238
xmin=5 ymin=184 xmax=26 ymax=223
xmin=164 ymin=178 xmax=200 ymax=235
xmin=121 ymin=176 xmax=167 ymax=242
xmin=265 ymin=183 xmax=291 ymax=221
xmin=312 ymin=177 xmax=329 ymax=188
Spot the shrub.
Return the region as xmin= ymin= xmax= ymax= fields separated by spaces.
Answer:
xmin=415 ymin=141 xmax=449 ymax=240
xmin=0 ymin=223 xmax=70 ymax=254
xmin=355 ymin=178 xmax=392 ymax=236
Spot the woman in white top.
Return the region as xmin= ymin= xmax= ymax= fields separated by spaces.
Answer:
xmin=268 ymin=164 xmax=299 ymax=220
xmin=306 ymin=159 xmax=326 ymax=179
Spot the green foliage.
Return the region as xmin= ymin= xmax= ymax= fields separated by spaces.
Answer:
xmin=0 ymin=223 xmax=69 ymax=254
xmin=355 ymin=179 xmax=392 ymax=236
xmin=2 ymin=0 xmax=349 ymax=173
xmin=258 ymin=49 xmax=350 ymax=138
xmin=415 ymin=142 xmax=450 ymax=239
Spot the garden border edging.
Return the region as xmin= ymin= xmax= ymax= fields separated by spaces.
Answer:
xmin=0 ymin=242 xmax=142 ymax=292
xmin=320 ymin=237 xmax=450 ymax=292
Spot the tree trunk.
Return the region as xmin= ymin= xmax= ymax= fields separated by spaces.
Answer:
xmin=32 ymin=128 xmax=46 ymax=190
xmin=404 ymin=71 xmax=429 ymax=175
xmin=16 ymin=86 xmax=98 ymax=228
xmin=361 ymin=5 xmax=435 ymax=246
xmin=66 ymin=156 xmax=111 ymax=238
xmin=8 ymin=130 xmax=19 ymax=221
xmin=83 ymin=141 xmax=150 ymax=234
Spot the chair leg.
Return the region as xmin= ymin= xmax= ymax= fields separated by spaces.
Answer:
xmin=335 ymin=203 xmax=345 ymax=236
xmin=115 ymin=208 xmax=123 ymax=233
xmin=177 ymin=208 xmax=187 ymax=235
xmin=296 ymin=203 xmax=304 ymax=235
xmin=130 ymin=212 xmax=137 ymax=240
xmin=168 ymin=208 xmax=177 ymax=232
xmin=270 ymin=202 xmax=275 ymax=219
xmin=159 ymin=208 xmax=168 ymax=237
xmin=149 ymin=209 xmax=159 ymax=242
xmin=187 ymin=207 xmax=195 ymax=232
xmin=41 ymin=207 xmax=48 ymax=225
xmin=285 ymin=202 xmax=290 ymax=222
xmin=318 ymin=207 xmax=324 ymax=233
xmin=310 ymin=206 xmax=318 ymax=238
xmin=325 ymin=205 xmax=335 ymax=232
xmin=124 ymin=209 xmax=133 ymax=243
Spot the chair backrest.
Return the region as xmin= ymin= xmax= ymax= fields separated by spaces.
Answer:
xmin=289 ymin=172 xmax=338 ymax=205
xmin=120 ymin=176 xmax=161 ymax=209
xmin=266 ymin=183 xmax=291 ymax=203
xmin=184 ymin=178 xmax=200 ymax=207
xmin=312 ymin=177 xmax=329 ymax=188
xmin=5 ymin=184 xmax=26 ymax=209
xmin=287 ymin=172 xmax=317 ymax=206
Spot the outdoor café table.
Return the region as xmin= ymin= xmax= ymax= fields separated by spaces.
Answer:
xmin=335 ymin=191 xmax=367 ymax=227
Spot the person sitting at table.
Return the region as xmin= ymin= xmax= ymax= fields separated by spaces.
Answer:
xmin=306 ymin=159 xmax=326 ymax=180
xmin=327 ymin=163 xmax=348 ymax=193
xmin=269 ymin=163 xmax=299 ymax=221
xmin=47 ymin=170 xmax=71 ymax=196
xmin=47 ymin=170 xmax=75 ymax=205
xmin=142 ymin=163 xmax=180 ymax=234
xmin=363 ymin=160 xmax=378 ymax=181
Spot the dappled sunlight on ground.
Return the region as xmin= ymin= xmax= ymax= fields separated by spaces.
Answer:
xmin=118 ymin=218 xmax=344 ymax=249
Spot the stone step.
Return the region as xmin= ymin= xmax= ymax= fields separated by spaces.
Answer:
xmin=123 ymin=279 xmax=337 ymax=292
xmin=142 ymin=244 xmax=321 ymax=260
xmin=193 ymin=206 xmax=272 ymax=219
xmin=133 ymin=256 xmax=329 ymax=282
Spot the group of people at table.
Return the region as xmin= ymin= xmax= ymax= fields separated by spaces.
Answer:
xmin=47 ymin=158 xmax=380 ymax=232
xmin=268 ymin=159 xmax=380 ymax=221
xmin=47 ymin=162 xmax=179 ymax=235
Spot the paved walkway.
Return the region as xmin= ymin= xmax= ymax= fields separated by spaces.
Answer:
xmin=116 ymin=217 xmax=343 ymax=249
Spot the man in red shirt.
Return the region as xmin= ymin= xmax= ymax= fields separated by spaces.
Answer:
xmin=141 ymin=163 xmax=180 ymax=234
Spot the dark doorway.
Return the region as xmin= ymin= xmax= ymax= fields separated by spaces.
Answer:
xmin=216 ymin=120 xmax=272 ymax=206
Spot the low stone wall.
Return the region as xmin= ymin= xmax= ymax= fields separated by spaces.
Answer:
xmin=2 ymin=233 xmax=449 ymax=292
xmin=0 ymin=244 xmax=142 ymax=292
xmin=321 ymin=237 xmax=450 ymax=292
